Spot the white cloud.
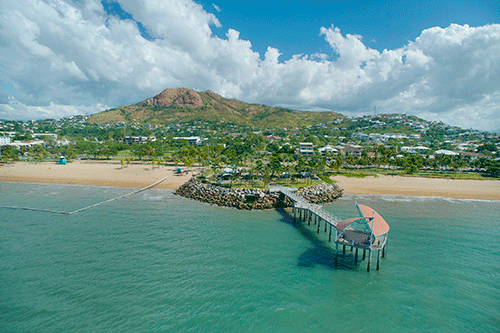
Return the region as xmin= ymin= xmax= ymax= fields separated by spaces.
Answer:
xmin=0 ymin=97 xmax=107 ymax=120
xmin=0 ymin=0 xmax=499 ymax=132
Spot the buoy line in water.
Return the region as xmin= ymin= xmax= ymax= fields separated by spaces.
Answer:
xmin=0 ymin=176 xmax=169 ymax=215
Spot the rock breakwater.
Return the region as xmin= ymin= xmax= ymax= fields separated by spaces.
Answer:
xmin=296 ymin=182 xmax=344 ymax=204
xmin=175 ymin=178 xmax=343 ymax=210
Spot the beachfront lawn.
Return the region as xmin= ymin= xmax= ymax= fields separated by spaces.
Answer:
xmin=333 ymin=167 xmax=490 ymax=180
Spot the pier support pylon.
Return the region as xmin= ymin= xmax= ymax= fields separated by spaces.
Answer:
xmin=376 ymin=250 xmax=380 ymax=271
xmin=335 ymin=242 xmax=339 ymax=267
xmin=367 ymin=249 xmax=372 ymax=272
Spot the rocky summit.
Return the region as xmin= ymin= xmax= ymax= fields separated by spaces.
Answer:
xmin=141 ymin=88 xmax=203 ymax=108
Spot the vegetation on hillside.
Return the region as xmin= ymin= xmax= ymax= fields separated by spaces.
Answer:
xmin=88 ymin=89 xmax=343 ymax=129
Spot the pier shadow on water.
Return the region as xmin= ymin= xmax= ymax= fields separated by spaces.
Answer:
xmin=275 ymin=208 xmax=360 ymax=271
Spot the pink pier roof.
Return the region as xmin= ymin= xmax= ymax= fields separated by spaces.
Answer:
xmin=357 ymin=204 xmax=390 ymax=236
xmin=336 ymin=217 xmax=365 ymax=233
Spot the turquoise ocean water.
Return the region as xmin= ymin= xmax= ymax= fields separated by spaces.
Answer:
xmin=1 ymin=182 xmax=499 ymax=332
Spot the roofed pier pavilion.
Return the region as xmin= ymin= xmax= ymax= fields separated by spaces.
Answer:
xmin=335 ymin=202 xmax=390 ymax=271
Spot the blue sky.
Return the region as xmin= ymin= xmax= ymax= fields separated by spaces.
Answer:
xmin=200 ymin=0 xmax=498 ymax=60
xmin=1 ymin=0 xmax=499 ymax=131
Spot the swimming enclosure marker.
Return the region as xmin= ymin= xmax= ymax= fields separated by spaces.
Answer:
xmin=0 ymin=176 xmax=169 ymax=215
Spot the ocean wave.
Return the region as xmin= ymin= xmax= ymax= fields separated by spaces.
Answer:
xmin=339 ymin=193 xmax=499 ymax=204
xmin=140 ymin=194 xmax=167 ymax=201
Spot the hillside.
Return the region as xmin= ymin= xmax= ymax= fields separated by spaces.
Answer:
xmin=88 ymin=88 xmax=343 ymax=129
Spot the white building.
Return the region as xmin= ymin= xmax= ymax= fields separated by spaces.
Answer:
xmin=123 ymin=136 xmax=156 ymax=144
xmin=401 ymin=146 xmax=430 ymax=154
xmin=298 ymin=142 xmax=314 ymax=155
xmin=32 ymin=133 xmax=58 ymax=139
xmin=8 ymin=140 xmax=44 ymax=148
xmin=435 ymin=149 xmax=459 ymax=156
xmin=0 ymin=136 xmax=11 ymax=145
xmin=318 ymin=145 xmax=338 ymax=155
xmin=352 ymin=133 xmax=369 ymax=140
xmin=383 ymin=133 xmax=408 ymax=140
xmin=173 ymin=136 xmax=202 ymax=145
xmin=0 ymin=131 xmax=17 ymax=137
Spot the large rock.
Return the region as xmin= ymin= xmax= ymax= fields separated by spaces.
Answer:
xmin=142 ymin=88 xmax=203 ymax=108
xmin=297 ymin=183 xmax=343 ymax=204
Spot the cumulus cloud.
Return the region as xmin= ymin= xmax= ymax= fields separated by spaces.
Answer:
xmin=0 ymin=97 xmax=107 ymax=120
xmin=0 ymin=0 xmax=499 ymax=132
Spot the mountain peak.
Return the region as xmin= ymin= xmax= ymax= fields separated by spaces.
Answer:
xmin=142 ymin=88 xmax=203 ymax=108
xmin=89 ymin=87 xmax=343 ymax=129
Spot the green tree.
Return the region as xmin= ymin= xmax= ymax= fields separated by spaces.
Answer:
xmin=330 ymin=154 xmax=344 ymax=174
xmin=261 ymin=165 xmax=271 ymax=186
xmin=254 ymin=159 xmax=265 ymax=179
xmin=183 ymin=156 xmax=195 ymax=168
xmin=1 ymin=145 xmax=19 ymax=161
xmin=268 ymin=155 xmax=282 ymax=178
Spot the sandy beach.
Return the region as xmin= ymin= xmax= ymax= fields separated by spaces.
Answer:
xmin=0 ymin=161 xmax=196 ymax=190
xmin=1 ymin=161 xmax=499 ymax=200
xmin=331 ymin=175 xmax=500 ymax=201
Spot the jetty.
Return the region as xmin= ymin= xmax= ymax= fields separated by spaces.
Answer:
xmin=271 ymin=185 xmax=389 ymax=272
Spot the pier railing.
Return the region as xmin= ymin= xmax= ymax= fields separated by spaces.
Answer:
xmin=270 ymin=185 xmax=341 ymax=227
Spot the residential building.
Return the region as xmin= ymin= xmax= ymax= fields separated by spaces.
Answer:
xmin=123 ymin=136 xmax=156 ymax=144
xmin=0 ymin=136 xmax=11 ymax=145
xmin=318 ymin=145 xmax=338 ymax=155
xmin=298 ymin=142 xmax=314 ymax=155
xmin=173 ymin=136 xmax=203 ymax=145
xmin=435 ymin=149 xmax=459 ymax=156
xmin=339 ymin=144 xmax=364 ymax=158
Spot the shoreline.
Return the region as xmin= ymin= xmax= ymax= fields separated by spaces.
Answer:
xmin=1 ymin=161 xmax=499 ymax=200
xmin=331 ymin=175 xmax=500 ymax=201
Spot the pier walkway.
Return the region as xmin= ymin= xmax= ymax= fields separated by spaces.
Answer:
xmin=270 ymin=185 xmax=341 ymax=228
xmin=270 ymin=185 xmax=342 ymax=244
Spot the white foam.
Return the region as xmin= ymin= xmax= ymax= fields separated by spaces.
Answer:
xmin=341 ymin=193 xmax=499 ymax=203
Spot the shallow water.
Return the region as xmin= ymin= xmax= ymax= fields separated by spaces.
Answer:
xmin=1 ymin=182 xmax=499 ymax=332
